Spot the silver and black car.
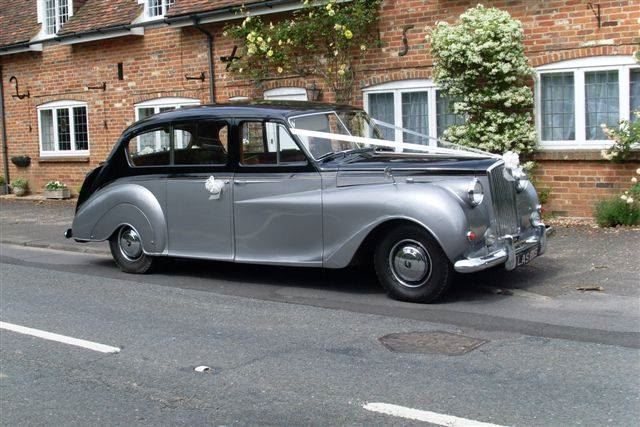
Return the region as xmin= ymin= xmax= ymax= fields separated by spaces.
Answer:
xmin=67 ymin=102 xmax=548 ymax=303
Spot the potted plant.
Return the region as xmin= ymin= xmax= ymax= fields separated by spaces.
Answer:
xmin=11 ymin=178 xmax=28 ymax=197
xmin=44 ymin=180 xmax=71 ymax=199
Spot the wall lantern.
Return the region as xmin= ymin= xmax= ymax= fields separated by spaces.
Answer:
xmin=306 ymin=81 xmax=322 ymax=102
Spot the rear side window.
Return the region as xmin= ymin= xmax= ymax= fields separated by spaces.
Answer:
xmin=174 ymin=120 xmax=228 ymax=165
xmin=127 ymin=120 xmax=229 ymax=167
xmin=128 ymin=126 xmax=171 ymax=166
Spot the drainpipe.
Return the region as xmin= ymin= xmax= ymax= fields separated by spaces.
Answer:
xmin=193 ymin=19 xmax=216 ymax=104
xmin=0 ymin=65 xmax=10 ymax=193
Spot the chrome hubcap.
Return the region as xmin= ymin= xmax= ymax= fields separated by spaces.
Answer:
xmin=118 ymin=226 xmax=142 ymax=261
xmin=389 ymin=239 xmax=431 ymax=288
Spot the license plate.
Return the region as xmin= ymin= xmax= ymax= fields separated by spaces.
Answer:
xmin=516 ymin=246 xmax=539 ymax=267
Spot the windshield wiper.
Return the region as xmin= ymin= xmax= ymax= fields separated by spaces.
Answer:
xmin=316 ymin=147 xmax=377 ymax=163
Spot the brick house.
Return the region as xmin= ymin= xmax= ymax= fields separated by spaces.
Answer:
xmin=0 ymin=0 xmax=638 ymax=217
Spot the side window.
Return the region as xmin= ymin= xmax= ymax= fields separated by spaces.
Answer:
xmin=174 ymin=120 xmax=229 ymax=165
xmin=128 ymin=126 xmax=171 ymax=166
xmin=240 ymin=122 xmax=307 ymax=166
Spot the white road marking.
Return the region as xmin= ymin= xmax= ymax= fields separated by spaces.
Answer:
xmin=0 ymin=321 xmax=120 ymax=354
xmin=363 ymin=402 xmax=507 ymax=427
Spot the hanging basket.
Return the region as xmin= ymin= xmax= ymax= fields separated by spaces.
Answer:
xmin=11 ymin=155 xmax=31 ymax=168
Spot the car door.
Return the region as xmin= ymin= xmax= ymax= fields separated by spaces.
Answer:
xmin=233 ymin=120 xmax=323 ymax=266
xmin=166 ymin=119 xmax=234 ymax=260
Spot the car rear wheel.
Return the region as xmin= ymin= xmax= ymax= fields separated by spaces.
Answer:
xmin=374 ymin=224 xmax=453 ymax=303
xmin=109 ymin=225 xmax=155 ymax=274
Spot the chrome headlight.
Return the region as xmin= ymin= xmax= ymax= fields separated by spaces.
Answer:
xmin=467 ymin=178 xmax=484 ymax=207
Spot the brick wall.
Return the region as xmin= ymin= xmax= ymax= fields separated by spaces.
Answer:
xmin=1 ymin=0 xmax=639 ymax=217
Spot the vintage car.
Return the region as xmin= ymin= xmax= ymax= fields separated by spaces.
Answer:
xmin=67 ymin=102 xmax=548 ymax=303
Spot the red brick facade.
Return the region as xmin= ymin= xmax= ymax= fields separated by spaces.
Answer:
xmin=1 ymin=0 xmax=639 ymax=218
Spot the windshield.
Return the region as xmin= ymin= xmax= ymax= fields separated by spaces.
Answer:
xmin=289 ymin=110 xmax=494 ymax=160
xmin=289 ymin=111 xmax=382 ymax=159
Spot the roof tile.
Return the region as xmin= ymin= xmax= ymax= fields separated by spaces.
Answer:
xmin=58 ymin=0 xmax=143 ymax=36
xmin=0 ymin=0 xmax=40 ymax=48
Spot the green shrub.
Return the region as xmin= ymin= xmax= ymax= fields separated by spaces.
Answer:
xmin=11 ymin=178 xmax=28 ymax=189
xmin=0 ymin=175 xmax=5 ymax=185
xmin=595 ymin=197 xmax=640 ymax=227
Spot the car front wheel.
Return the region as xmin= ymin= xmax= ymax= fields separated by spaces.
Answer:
xmin=374 ymin=224 xmax=453 ymax=303
xmin=109 ymin=225 xmax=155 ymax=274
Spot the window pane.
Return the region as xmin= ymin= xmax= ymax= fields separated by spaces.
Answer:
xmin=40 ymin=110 xmax=55 ymax=152
xmin=368 ymin=93 xmax=395 ymax=140
xmin=73 ymin=107 xmax=88 ymax=151
xmin=241 ymin=122 xmax=274 ymax=165
xmin=58 ymin=0 xmax=69 ymax=26
xmin=585 ymin=70 xmax=619 ymax=140
xmin=174 ymin=121 xmax=229 ymax=165
xmin=436 ymin=91 xmax=465 ymax=137
xmin=240 ymin=122 xmax=304 ymax=166
xmin=56 ymin=109 xmax=71 ymax=151
xmin=631 ymin=69 xmax=640 ymax=123
xmin=45 ymin=0 xmax=56 ymax=34
xmin=402 ymin=91 xmax=429 ymax=144
xmin=129 ymin=127 xmax=171 ymax=166
xmin=148 ymin=0 xmax=163 ymax=17
xmin=540 ymin=73 xmax=575 ymax=141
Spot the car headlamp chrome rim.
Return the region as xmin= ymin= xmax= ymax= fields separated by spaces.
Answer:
xmin=467 ymin=178 xmax=484 ymax=207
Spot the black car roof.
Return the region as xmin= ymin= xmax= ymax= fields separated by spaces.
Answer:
xmin=131 ymin=101 xmax=362 ymax=130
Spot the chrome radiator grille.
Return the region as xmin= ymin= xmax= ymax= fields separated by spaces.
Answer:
xmin=488 ymin=165 xmax=519 ymax=236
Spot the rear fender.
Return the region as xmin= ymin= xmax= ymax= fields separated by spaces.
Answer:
xmin=71 ymin=183 xmax=167 ymax=255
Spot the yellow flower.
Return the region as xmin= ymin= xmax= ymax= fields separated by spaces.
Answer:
xmin=277 ymin=67 xmax=284 ymax=74
xmin=334 ymin=23 xmax=342 ymax=31
xmin=344 ymin=29 xmax=353 ymax=39
xmin=328 ymin=9 xmax=335 ymax=16
xmin=326 ymin=3 xmax=332 ymax=10
xmin=360 ymin=44 xmax=367 ymax=51
xmin=278 ymin=39 xmax=283 ymax=46
xmin=257 ymin=36 xmax=263 ymax=42
xmin=338 ymin=69 xmax=345 ymax=76
xmin=267 ymin=50 xmax=274 ymax=57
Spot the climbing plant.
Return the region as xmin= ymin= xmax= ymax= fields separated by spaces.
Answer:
xmin=224 ymin=0 xmax=382 ymax=103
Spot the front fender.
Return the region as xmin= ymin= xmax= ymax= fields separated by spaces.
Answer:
xmin=71 ymin=182 xmax=167 ymax=255
xmin=323 ymin=183 xmax=470 ymax=268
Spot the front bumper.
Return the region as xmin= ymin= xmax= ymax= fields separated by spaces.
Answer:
xmin=454 ymin=225 xmax=549 ymax=273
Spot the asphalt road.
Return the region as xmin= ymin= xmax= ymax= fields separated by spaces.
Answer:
xmin=1 ymin=243 xmax=639 ymax=426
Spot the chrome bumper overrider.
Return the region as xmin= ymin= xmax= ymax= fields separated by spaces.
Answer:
xmin=454 ymin=225 xmax=550 ymax=274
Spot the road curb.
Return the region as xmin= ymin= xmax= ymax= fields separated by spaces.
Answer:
xmin=0 ymin=239 xmax=109 ymax=255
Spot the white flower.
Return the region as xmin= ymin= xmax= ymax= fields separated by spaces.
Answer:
xmin=632 ymin=177 xmax=638 ymax=184
xmin=621 ymin=194 xmax=628 ymax=201
xmin=627 ymin=197 xmax=634 ymax=204
xmin=636 ymin=168 xmax=640 ymax=175
xmin=502 ymin=151 xmax=520 ymax=169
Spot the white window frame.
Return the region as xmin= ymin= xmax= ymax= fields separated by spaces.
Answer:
xmin=264 ymin=87 xmax=308 ymax=101
xmin=134 ymin=97 xmax=200 ymax=151
xmin=363 ymin=79 xmax=445 ymax=147
xmin=535 ymin=56 xmax=639 ymax=150
xmin=37 ymin=0 xmax=73 ymax=36
xmin=37 ymin=100 xmax=89 ymax=158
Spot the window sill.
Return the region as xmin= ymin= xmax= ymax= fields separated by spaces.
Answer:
xmin=38 ymin=156 xmax=90 ymax=163
xmin=533 ymin=150 xmax=640 ymax=161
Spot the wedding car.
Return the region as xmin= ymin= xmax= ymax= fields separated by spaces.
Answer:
xmin=67 ymin=102 xmax=548 ymax=303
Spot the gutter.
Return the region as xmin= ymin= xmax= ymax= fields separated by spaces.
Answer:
xmin=1 ymin=0 xmax=303 ymax=52
xmin=0 ymin=65 xmax=10 ymax=193
xmin=192 ymin=19 xmax=216 ymax=104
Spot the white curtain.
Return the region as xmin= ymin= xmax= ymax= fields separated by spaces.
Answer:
xmin=541 ymin=73 xmax=575 ymax=141
xmin=631 ymin=69 xmax=640 ymax=122
xmin=585 ymin=70 xmax=619 ymax=140
xmin=401 ymin=91 xmax=429 ymax=144
xmin=368 ymin=93 xmax=395 ymax=141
